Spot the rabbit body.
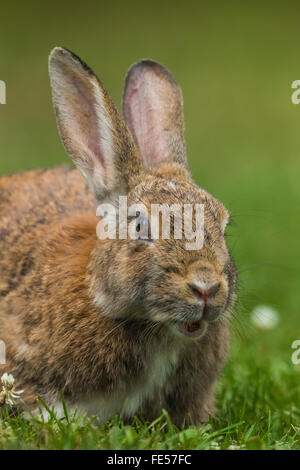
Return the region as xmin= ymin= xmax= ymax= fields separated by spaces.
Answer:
xmin=0 ymin=49 xmax=236 ymax=426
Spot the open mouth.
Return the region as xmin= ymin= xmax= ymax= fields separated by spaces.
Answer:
xmin=176 ymin=319 xmax=206 ymax=338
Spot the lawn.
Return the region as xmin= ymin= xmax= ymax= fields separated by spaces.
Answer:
xmin=0 ymin=0 xmax=300 ymax=450
xmin=0 ymin=347 xmax=299 ymax=450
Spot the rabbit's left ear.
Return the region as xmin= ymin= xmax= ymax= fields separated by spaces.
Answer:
xmin=49 ymin=47 xmax=141 ymax=202
xmin=123 ymin=60 xmax=188 ymax=170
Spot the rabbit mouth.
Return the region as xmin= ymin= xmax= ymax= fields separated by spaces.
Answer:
xmin=176 ymin=319 xmax=207 ymax=338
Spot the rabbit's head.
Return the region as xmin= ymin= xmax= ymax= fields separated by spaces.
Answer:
xmin=49 ymin=48 xmax=236 ymax=340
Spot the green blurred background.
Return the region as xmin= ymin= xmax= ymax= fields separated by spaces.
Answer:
xmin=0 ymin=0 xmax=299 ymax=365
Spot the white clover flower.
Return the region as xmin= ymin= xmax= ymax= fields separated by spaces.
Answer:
xmin=209 ymin=440 xmax=221 ymax=450
xmin=227 ymin=444 xmax=241 ymax=450
xmin=1 ymin=373 xmax=15 ymax=388
xmin=0 ymin=373 xmax=23 ymax=408
xmin=251 ymin=305 xmax=279 ymax=330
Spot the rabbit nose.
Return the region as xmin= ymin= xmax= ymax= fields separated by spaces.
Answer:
xmin=190 ymin=282 xmax=221 ymax=304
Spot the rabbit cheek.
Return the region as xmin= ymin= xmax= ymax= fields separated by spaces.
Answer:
xmin=93 ymin=289 xmax=109 ymax=312
xmin=90 ymin=254 xmax=150 ymax=320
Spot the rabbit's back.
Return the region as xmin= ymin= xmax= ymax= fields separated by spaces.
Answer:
xmin=0 ymin=166 xmax=95 ymax=298
xmin=0 ymin=166 xmax=95 ymax=221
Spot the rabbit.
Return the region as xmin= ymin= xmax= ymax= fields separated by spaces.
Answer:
xmin=0 ymin=47 xmax=237 ymax=426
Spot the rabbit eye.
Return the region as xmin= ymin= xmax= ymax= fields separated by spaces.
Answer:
xmin=136 ymin=219 xmax=146 ymax=232
xmin=136 ymin=214 xmax=147 ymax=231
xmin=128 ymin=211 xmax=153 ymax=242
xmin=137 ymin=215 xmax=152 ymax=241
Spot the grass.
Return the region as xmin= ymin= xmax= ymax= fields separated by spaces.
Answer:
xmin=1 ymin=0 xmax=300 ymax=450
xmin=0 ymin=345 xmax=299 ymax=450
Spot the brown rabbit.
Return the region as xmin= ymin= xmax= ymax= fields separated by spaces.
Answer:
xmin=0 ymin=48 xmax=236 ymax=426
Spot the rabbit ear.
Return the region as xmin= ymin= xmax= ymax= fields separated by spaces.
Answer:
xmin=123 ymin=60 xmax=188 ymax=170
xmin=49 ymin=47 xmax=141 ymax=201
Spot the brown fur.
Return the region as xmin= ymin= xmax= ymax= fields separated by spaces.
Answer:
xmin=0 ymin=49 xmax=237 ymax=426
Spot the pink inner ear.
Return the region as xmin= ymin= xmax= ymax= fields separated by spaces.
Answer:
xmin=60 ymin=70 xmax=108 ymax=185
xmin=124 ymin=71 xmax=171 ymax=168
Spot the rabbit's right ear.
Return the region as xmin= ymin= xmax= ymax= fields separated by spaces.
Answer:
xmin=49 ymin=47 xmax=141 ymax=202
xmin=123 ymin=60 xmax=188 ymax=170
